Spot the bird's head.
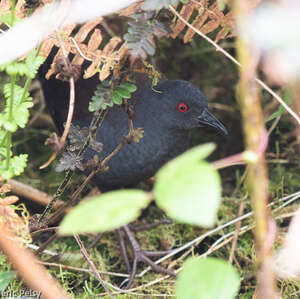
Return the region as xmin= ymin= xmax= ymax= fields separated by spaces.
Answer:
xmin=149 ymin=80 xmax=228 ymax=135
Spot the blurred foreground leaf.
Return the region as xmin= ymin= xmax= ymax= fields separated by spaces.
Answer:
xmin=59 ymin=190 xmax=151 ymax=235
xmin=176 ymin=257 xmax=240 ymax=299
xmin=154 ymin=143 xmax=221 ymax=227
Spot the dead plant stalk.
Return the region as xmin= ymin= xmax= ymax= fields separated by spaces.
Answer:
xmin=233 ymin=1 xmax=277 ymax=298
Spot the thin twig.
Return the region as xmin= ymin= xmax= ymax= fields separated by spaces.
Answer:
xmin=38 ymin=261 xmax=129 ymax=278
xmin=229 ymin=202 xmax=245 ymax=263
xmin=40 ymin=32 xmax=76 ymax=170
xmin=136 ymin=190 xmax=300 ymax=278
xmin=70 ymin=37 xmax=93 ymax=61
xmin=73 ymin=234 xmax=116 ymax=298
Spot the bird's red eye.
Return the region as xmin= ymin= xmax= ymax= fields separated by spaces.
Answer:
xmin=178 ymin=102 xmax=188 ymax=113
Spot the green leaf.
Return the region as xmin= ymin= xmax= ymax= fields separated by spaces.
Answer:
xmin=112 ymin=90 xmax=123 ymax=105
xmin=0 ymin=50 xmax=44 ymax=77
xmin=3 ymin=83 xmax=31 ymax=104
xmin=154 ymin=143 xmax=221 ymax=227
xmin=0 ymin=154 xmax=28 ymax=179
xmin=25 ymin=50 xmax=45 ymax=78
xmin=120 ymin=82 xmax=137 ymax=93
xmin=115 ymin=87 xmax=131 ymax=99
xmin=1 ymin=83 xmax=33 ymax=131
xmin=89 ymin=95 xmax=113 ymax=111
xmin=0 ymin=103 xmax=33 ymax=132
xmin=4 ymin=62 xmax=28 ymax=76
xmin=89 ymin=84 xmax=114 ymax=112
xmin=59 ymin=190 xmax=151 ymax=235
xmin=0 ymin=114 xmax=17 ymax=132
xmin=167 ymin=143 xmax=216 ymax=167
xmin=124 ymin=18 xmax=169 ymax=59
xmin=0 ymin=271 xmax=16 ymax=292
xmin=176 ymin=257 xmax=240 ymax=299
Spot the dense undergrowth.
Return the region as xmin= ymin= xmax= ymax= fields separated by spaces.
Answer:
xmin=1 ymin=31 xmax=300 ymax=297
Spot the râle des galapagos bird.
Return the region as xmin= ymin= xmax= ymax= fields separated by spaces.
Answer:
xmin=83 ymin=79 xmax=227 ymax=190
xmin=39 ymin=72 xmax=228 ymax=190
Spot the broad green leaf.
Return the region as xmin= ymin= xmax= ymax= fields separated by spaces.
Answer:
xmin=0 ymin=271 xmax=16 ymax=292
xmin=167 ymin=143 xmax=216 ymax=168
xmin=176 ymin=257 xmax=240 ymax=299
xmin=59 ymin=190 xmax=151 ymax=235
xmin=154 ymin=143 xmax=220 ymax=227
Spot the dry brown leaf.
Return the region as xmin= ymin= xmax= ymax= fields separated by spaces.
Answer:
xmin=99 ymin=36 xmax=122 ymax=81
xmin=0 ymin=183 xmax=11 ymax=195
xmin=40 ymin=24 xmax=77 ymax=58
xmin=172 ymin=2 xmax=197 ymax=38
xmin=39 ymin=13 xmax=128 ymax=82
xmin=172 ymin=0 xmax=258 ymax=44
xmin=0 ymin=196 xmax=19 ymax=206
xmin=183 ymin=7 xmax=208 ymax=42
xmin=0 ymin=203 xmax=31 ymax=244
xmin=73 ymin=17 xmax=104 ymax=43
xmin=72 ymin=28 xmax=103 ymax=66
xmin=184 ymin=1 xmax=235 ymax=43
xmin=15 ymin=0 xmax=27 ymax=19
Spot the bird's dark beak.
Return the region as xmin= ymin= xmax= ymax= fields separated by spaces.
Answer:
xmin=198 ymin=108 xmax=228 ymax=135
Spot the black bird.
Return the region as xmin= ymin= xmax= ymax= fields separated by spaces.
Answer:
xmin=82 ymin=79 xmax=227 ymax=190
xmin=39 ymin=73 xmax=227 ymax=189
xmin=38 ymin=63 xmax=227 ymax=287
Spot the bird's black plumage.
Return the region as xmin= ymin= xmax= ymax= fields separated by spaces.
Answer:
xmin=39 ymin=65 xmax=227 ymax=190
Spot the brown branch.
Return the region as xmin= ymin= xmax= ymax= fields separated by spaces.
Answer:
xmin=229 ymin=202 xmax=244 ymax=263
xmin=73 ymin=234 xmax=115 ymax=298
xmin=233 ymin=1 xmax=277 ymax=298
xmin=40 ymin=33 xmax=76 ymax=170
xmin=8 ymin=179 xmax=64 ymax=208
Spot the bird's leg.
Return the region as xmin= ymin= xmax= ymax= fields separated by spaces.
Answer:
xmin=117 ymin=228 xmax=131 ymax=273
xmin=122 ymin=225 xmax=176 ymax=289
xmin=87 ymin=232 xmax=104 ymax=249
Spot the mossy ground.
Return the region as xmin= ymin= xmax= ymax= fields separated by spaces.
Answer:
xmin=1 ymin=35 xmax=300 ymax=298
